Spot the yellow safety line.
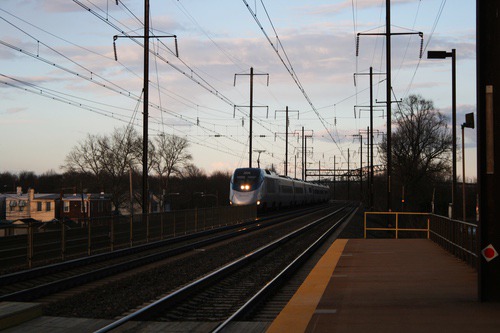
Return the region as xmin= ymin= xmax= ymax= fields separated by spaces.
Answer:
xmin=266 ymin=239 xmax=349 ymax=333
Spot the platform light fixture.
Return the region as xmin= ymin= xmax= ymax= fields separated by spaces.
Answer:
xmin=428 ymin=49 xmax=457 ymax=219
xmin=461 ymin=113 xmax=474 ymax=221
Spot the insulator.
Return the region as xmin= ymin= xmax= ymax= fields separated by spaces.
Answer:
xmin=113 ymin=41 xmax=117 ymax=61
xmin=356 ymin=35 xmax=360 ymax=57
xmin=174 ymin=36 xmax=179 ymax=57
xmin=419 ymin=38 xmax=424 ymax=59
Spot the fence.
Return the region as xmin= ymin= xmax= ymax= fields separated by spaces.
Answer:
xmin=364 ymin=211 xmax=478 ymax=268
xmin=0 ymin=205 xmax=256 ymax=269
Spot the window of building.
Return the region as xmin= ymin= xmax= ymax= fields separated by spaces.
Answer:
xmin=46 ymin=202 xmax=51 ymax=211
xmin=37 ymin=202 xmax=43 ymax=211
xmin=64 ymin=201 xmax=70 ymax=212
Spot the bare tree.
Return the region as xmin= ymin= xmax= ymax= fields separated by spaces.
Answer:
xmin=152 ymin=134 xmax=192 ymax=195
xmin=63 ymin=127 xmax=141 ymax=211
xmin=64 ymin=133 xmax=104 ymax=182
xmin=380 ymin=94 xmax=452 ymax=209
xmin=183 ymin=164 xmax=206 ymax=179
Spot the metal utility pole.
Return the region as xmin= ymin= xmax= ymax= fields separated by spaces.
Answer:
xmin=333 ymin=155 xmax=336 ymax=199
xmin=357 ymin=1 xmax=423 ymax=211
xmin=359 ymin=134 xmax=363 ymax=201
xmin=142 ymin=0 xmax=149 ymax=214
xmin=370 ymin=67 xmax=374 ymax=209
xmin=113 ymin=1 xmax=177 ymax=215
xmin=284 ymin=106 xmax=288 ymax=175
xmin=249 ymin=67 xmax=253 ymax=168
xmin=385 ymin=0 xmax=392 ymax=211
xmin=353 ymin=67 xmax=382 ymax=209
xmin=234 ymin=67 xmax=269 ymax=168
xmin=276 ymin=107 xmax=299 ymax=176
xmin=302 ymin=126 xmax=305 ymax=180
xmin=452 ymin=48 xmax=457 ymax=218
xmin=347 ymin=148 xmax=351 ymax=200
xmin=352 ymin=134 xmax=363 ymax=201
xmin=301 ymin=129 xmax=313 ymax=181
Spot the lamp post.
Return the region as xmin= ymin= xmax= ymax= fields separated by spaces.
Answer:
xmin=428 ymin=49 xmax=456 ymax=219
xmin=461 ymin=113 xmax=474 ymax=221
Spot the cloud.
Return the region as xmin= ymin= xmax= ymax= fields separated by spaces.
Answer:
xmin=305 ymin=0 xmax=417 ymax=16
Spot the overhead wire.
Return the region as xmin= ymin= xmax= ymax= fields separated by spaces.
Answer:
xmin=403 ymin=0 xmax=447 ymax=98
xmin=1 ymin=3 xmax=264 ymax=161
xmin=75 ymin=0 xmax=284 ymax=155
xmin=242 ymin=0 xmax=346 ymax=163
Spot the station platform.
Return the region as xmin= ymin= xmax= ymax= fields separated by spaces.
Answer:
xmin=267 ymin=238 xmax=500 ymax=333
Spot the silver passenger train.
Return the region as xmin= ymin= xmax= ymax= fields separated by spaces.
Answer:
xmin=229 ymin=168 xmax=330 ymax=209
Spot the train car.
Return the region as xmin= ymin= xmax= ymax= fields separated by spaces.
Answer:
xmin=229 ymin=168 xmax=329 ymax=210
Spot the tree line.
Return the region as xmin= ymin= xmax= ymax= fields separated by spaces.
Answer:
xmin=1 ymin=94 xmax=476 ymax=219
xmin=1 ymin=127 xmax=232 ymax=213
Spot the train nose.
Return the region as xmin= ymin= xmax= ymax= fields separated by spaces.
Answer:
xmin=232 ymin=191 xmax=257 ymax=205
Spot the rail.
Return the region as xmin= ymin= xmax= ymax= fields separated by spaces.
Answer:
xmin=93 ymin=206 xmax=350 ymax=333
xmin=364 ymin=211 xmax=478 ymax=268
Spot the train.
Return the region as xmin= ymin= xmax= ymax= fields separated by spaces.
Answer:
xmin=229 ymin=168 xmax=330 ymax=209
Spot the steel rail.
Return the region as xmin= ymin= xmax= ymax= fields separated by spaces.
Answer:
xmin=212 ymin=205 xmax=358 ymax=332
xmin=93 ymin=206 xmax=346 ymax=333
xmin=0 ymin=207 xmax=329 ymax=302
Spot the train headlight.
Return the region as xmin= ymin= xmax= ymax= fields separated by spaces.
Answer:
xmin=256 ymin=200 xmax=261 ymax=205
xmin=240 ymin=184 xmax=251 ymax=191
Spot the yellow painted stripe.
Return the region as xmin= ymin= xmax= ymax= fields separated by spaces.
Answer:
xmin=266 ymin=239 xmax=349 ymax=333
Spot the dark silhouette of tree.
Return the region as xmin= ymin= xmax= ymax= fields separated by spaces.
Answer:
xmin=152 ymin=134 xmax=192 ymax=196
xmin=379 ymin=94 xmax=452 ymax=210
xmin=63 ymin=127 xmax=141 ymax=211
xmin=183 ymin=163 xmax=206 ymax=179
xmin=0 ymin=172 xmax=18 ymax=193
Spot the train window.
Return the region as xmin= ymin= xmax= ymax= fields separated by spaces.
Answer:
xmin=232 ymin=169 xmax=262 ymax=191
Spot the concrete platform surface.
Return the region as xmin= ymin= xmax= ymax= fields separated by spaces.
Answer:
xmin=269 ymin=239 xmax=500 ymax=333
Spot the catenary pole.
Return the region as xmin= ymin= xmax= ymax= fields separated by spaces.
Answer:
xmin=142 ymin=0 xmax=149 ymax=214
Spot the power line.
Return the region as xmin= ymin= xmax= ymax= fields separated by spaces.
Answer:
xmin=242 ymin=0 xmax=346 ymax=161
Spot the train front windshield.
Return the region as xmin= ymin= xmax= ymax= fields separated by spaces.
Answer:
xmin=232 ymin=169 xmax=262 ymax=191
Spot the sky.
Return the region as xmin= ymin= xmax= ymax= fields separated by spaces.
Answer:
xmin=0 ymin=0 xmax=477 ymax=181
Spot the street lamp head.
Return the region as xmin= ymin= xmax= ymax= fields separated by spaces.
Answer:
xmin=463 ymin=112 xmax=475 ymax=129
xmin=427 ymin=50 xmax=452 ymax=59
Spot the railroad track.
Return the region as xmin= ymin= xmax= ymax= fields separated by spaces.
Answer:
xmin=94 ymin=204 xmax=357 ymax=333
xmin=0 ymin=205 xmax=334 ymax=305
